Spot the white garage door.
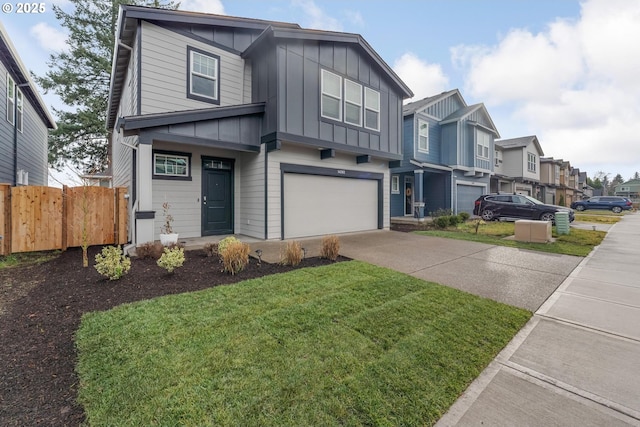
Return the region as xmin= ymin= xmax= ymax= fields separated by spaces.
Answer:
xmin=283 ymin=173 xmax=378 ymax=238
xmin=456 ymin=184 xmax=484 ymax=215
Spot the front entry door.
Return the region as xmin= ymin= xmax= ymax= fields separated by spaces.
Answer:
xmin=202 ymin=158 xmax=233 ymax=235
xmin=404 ymin=178 xmax=414 ymax=216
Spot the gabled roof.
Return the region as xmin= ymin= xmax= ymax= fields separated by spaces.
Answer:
xmin=0 ymin=22 xmax=56 ymax=129
xmin=441 ymin=103 xmax=500 ymax=137
xmin=108 ymin=5 xmax=413 ymax=128
xmin=495 ymin=135 xmax=544 ymax=156
xmin=402 ymin=89 xmax=465 ymax=115
xmin=242 ymin=26 xmax=413 ymax=99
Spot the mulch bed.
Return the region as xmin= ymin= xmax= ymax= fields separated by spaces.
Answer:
xmin=0 ymin=246 xmax=347 ymax=426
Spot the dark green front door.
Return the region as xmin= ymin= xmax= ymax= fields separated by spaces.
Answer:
xmin=202 ymin=158 xmax=233 ymax=235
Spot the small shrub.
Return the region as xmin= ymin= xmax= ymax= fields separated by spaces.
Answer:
xmin=320 ymin=235 xmax=340 ymax=261
xmin=217 ymin=236 xmax=240 ymax=256
xmin=433 ymin=216 xmax=450 ymax=229
xmin=448 ymin=215 xmax=461 ymax=226
xmin=204 ymin=242 xmax=218 ymax=257
xmin=136 ymin=241 xmax=164 ymax=260
xmin=459 ymin=212 xmax=471 ymax=221
xmin=281 ymin=241 xmax=303 ymax=266
xmin=95 ymin=245 xmax=131 ymax=280
xmin=157 ymin=247 xmax=185 ymax=273
xmin=221 ymin=241 xmax=250 ymax=275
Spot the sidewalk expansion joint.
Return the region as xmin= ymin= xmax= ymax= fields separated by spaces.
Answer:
xmin=535 ymin=313 xmax=640 ymax=344
xmin=501 ymin=361 xmax=640 ymax=423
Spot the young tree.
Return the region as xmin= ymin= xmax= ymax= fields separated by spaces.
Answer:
xmin=35 ymin=0 xmax=180 ymax=173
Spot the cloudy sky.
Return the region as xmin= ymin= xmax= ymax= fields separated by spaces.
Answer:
xmin=3 ymin=0 xmax=639 ymax=181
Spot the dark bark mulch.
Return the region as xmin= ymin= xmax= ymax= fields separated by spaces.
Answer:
xmin=0 ymin=246 xmax=347 ymax=426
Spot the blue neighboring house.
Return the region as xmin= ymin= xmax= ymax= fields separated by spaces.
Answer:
xmin=390 ymin=89 xmax=499 ymax=216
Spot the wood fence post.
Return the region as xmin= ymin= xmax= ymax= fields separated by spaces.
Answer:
xmin=0 ymin=183 xmax=11 ymax=256
xmin=61 ymin=185 xmax=68 ymax=251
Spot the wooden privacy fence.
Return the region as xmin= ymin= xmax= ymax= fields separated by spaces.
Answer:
xmin=0 ymin=184 xmax=128 ymax=255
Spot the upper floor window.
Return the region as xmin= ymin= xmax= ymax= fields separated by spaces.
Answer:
xmin=16 ymin=90 xmax=23 ymax=133
xmin=6 ymin=73 xmax=15 ymax=125
xmin=494 ymin=150 xmax=500 ymax=166
xmin=417 ymin=119 xmax=429 ymax=152
xmin=321 ymin=69 xmax=380 ymax=132
xmin=476 ymin=130 xmax=490 ymax=159
xmin=321 ymin=69 xmax=342 ymax=121
xmin=364 ymin=87 xmax=380 ymax=131
xmin=344 ymin=79 xmax=362 ymax=126
xmin=527 ymin=152 xmax=537 ymax=172
xmin=187 ymin=47 xmax=220 ymax=104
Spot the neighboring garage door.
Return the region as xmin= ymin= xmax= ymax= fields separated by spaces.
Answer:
xmin=456 ymin=184 xmax=484 ymax=215
xmin=283 ymin=173 xmax=379 ymax=239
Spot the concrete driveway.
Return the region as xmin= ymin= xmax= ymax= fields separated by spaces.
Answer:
xmin=337 ymin=231 xmax=582 ymax=312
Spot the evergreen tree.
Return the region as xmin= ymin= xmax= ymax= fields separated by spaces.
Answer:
xmin=35 ymin=0 xmax=179 ymax=173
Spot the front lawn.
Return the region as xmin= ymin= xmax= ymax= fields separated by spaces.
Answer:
xmin=76 ymin=261 xmax=530 ymax=426
xmin=575 ymin=213 xmax=622 ymax=224
xmin=417 ymin=221 xmax=606 ymax=256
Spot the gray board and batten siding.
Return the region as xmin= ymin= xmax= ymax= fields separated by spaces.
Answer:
xmin=248 ymin=35 xmax=406 ymax=160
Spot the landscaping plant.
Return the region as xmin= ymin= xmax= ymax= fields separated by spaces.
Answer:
xmin=281 ymin=241 xmax=303 ymax=266
xmin=203 ymin=242 xmax=217 ymax=257
xmin=219 ymin=239 xmax=250 ymax=275
xmin=217 ymin=236 xmax=240 ymax=255
xmin=320 ymin=235 xmax=340 ymax=261
xmin=136 ymin=241 xmax=164 ymax=260
xmin=157 ymin=247 xmax=185 ymax=273
xmin=94 ymin=245 xmax=131 ymax=280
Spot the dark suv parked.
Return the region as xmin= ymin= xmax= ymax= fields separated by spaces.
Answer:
xmin=473 ymin=194 xmax=575 ymax=223
xmin=570 ymin=196 xmax=632 ymax=213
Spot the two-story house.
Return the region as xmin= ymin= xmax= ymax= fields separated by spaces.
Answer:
xmin=107 ymin=6 xmax=412 ymax=245
xmin=0 ymin=22 xmax=56 ymax=186
xmin=539 ymin=157 xmax=562 ymax=205
xmin=390 ymin=89 xmax=499 ymax=217
xmin=492 ymin=136 xmax=544 ymax=199
xmin=557 ymin=161 xmax=576 ymax=207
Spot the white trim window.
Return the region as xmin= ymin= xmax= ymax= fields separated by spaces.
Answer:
xmin=16 ymin=90 xmax=23 ymax=133
xmin=364 ymin=87 xmax=380 ymax=131
xmin=321 ymin=69 xmax=342 ymax=121
xmin=189 ymin=49 xmax=219 ymax=101
xmin=476 ymin=130 xmax=490 ymax=159
xmin=6 ymin=73 xmax=15 ymax=125
xmin=391 ymin=175 xmax=400 ymax=194
xmin=418 ymin=119 xmax=429 ymax=152
xmin=154 ymin=153 xmax=189 ymax=177
xmin=344 ymin=79 xmax=362 ymax=126
xmin=527 ymin=152 xmax=537 ymax=172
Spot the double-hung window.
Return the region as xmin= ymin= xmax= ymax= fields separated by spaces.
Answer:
xmin=364 ymin=87 xmax=380 ymax=131
xmin=476 ymin=130 xmax=490 ymax=159
xmin=418 ymin=119 xmax=429 ymax=152
xmin=188 ymin=47 xmax=219 ymax=104
xmin=344 ymin=79 xmax=362 ymax=126
xmin=6 ymin=74 xmax=15 ymax=125
xmin=391 ymin=175 xmax=400 ymax=194
xmin=321 ymin=69 xmax=342 ymax=121
xmin=527 ymin=152 xmax=536 ymax=172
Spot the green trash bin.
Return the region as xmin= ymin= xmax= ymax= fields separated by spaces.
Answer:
xmin=555 ymin=211 xmax=570 ymax=235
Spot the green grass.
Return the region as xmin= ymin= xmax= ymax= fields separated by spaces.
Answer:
xmin=0 ymin=251 xmax=59 ymax=269
xmin=417 ymin=221 xmax=605 ymax=257
xmin=574 ymin=213 xmax=622 ymax=224
xmin=76 ymin=261 xmax=530 ymax=427
xmin=574 ymin=209 xmax=626 ymax=216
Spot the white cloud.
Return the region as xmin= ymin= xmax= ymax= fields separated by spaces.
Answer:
xmin=344 ymin=10 xmax=365 ymax=28
xmin=30 ymin=22 xmax=68 ymax=52
xmin=291 ymin=0 xmax=342 ymax=31
xmin=180 ymin=0 xmax=225 ymax=14
xmin=452 ymin=0 xmax=640 ymax=176
xmin=393 ymin=52 xmax=449 ymax=101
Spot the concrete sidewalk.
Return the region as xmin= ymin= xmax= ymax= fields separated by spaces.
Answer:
xmin=437 ymin=212 xmax=640 ymax=426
